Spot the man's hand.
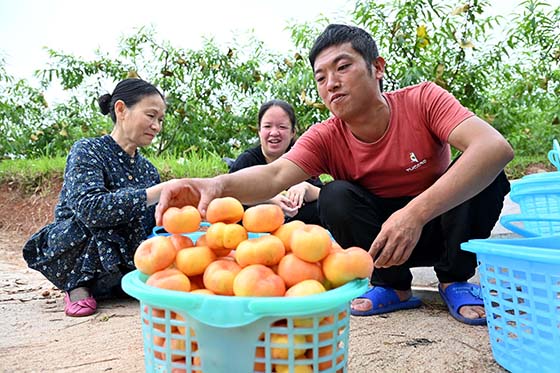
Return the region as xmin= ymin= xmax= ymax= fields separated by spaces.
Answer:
xmin=155 ymin=178 xmax=222 ymax=226
xmin=368 ymin=208 xmax=424 ymax=268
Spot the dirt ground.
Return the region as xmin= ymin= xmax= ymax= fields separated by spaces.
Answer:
xmin=0 ymin=180 xmax=507 ymax=373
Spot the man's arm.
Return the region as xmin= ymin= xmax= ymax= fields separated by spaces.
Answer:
xmin=370 ymin=116 xmax=514 ymax=267
xmin=155 ymin=158 xmax=310 ymax=225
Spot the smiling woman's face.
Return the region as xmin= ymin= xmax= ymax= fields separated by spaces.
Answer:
xmin=258 ymin=105 xmax=295 ymax=163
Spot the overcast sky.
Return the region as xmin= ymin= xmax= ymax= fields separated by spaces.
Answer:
xmin=1 ymin=0 xmax=558 ymax=100
xmin=0 ymin=0 xmax=353 ymax=82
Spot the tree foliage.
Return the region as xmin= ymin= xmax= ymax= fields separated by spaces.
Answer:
xmin=0 ymin=0 xmax=558 ymax=160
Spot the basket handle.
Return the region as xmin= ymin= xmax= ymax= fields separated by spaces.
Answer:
xmin=247 ymin=278 xmax=369 ymax=315
xmin=549 ymin=149 xmax=560 ymax=170
xmin=500 ymin=213 xmax=560 ymax=237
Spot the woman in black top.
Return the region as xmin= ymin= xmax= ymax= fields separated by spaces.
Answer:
xmin=229 ymin=100 xmax=323 ymax=225
xmin=23 ymin=79 xmax=171 ymax=317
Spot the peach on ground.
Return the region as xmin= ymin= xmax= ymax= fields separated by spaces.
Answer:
xmin=146 ymin=268 xmax=191 ymax=292
xmin=134 ymin=235 xmax=176 ymax=275
xmin=169 ymin=234 xmax=194 ymax=252
xmin=175 ymin=246 xmax=217 ymax=277
xmin=162 ymin=205 xmax=202 ymax=234
xmin=203 ymin=259 xmax=242 ymax=295
xmin=290 ymin=224 xmax=332 ymax=263
xmin=206 ymin=196 xmax=245 ymax=224
xmin=242 ymin=204 xmax=284 ymax=233
xmin=272 ymin=220 xmax=305 ymax=252
xmin=233 ymin=264 xmax=286 ymax=297
xmin=277 ymin=253 xmax=325 ymax=288
xmin=235 ymin=235 xmax=286 ymax=268
xmin=322 ymin=246 xmax=374 ymax=288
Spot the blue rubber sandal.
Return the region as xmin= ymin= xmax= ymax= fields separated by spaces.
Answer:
xmin=350 ymin=286 xmax=422 ymax=316
xmin=438 ymin=282 xmax=486 ymax=325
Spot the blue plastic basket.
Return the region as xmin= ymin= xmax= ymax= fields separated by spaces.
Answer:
xmin=500 ymin=174 xmax=560 ymax=237
xmin=122 ymin=271 xmax=368 ymax=373
xmin=461 ymin=236 xmax=560 ymax=373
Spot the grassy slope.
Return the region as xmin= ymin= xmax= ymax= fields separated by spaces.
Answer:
xmin=0 ymin=153 xmax=555 ymax=193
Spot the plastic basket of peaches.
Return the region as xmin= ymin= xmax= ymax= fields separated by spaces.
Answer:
xmin=122 ymin=197 xmax=372 ymax=373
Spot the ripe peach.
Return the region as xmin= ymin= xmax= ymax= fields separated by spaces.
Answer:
xmin=162 ymin=205 xmax=202 ymax=234
xmin=275 ymin=361 xmax=313 ymax=373
xmin=134 ymin=235 xmax=176 ymax=275
xmin=235 ymin=235 xmax=285 ymax=268
xmin=285 ymin=279 xmax=326 ymax=297
xmin=206 ymin=222 xmax=248 ymax=251
xmin=272 ymin=220 xmax=305 ymax=252
xmin=195 ymin=233 xmax=207 ymax=247
xmin=203 ymin=259 xmax=242 ymax=295
xmin=206 ymin=196 xmax=245 ymax=224
xmin=277 ymin=253 xmax=325 ymax=288
xmin=169 ymin=234 xmax=194 ymax=252
xmin=306 ymin=344 xmax=344 ymax=371
xmin=322 ymin=246 xmax=374 ymax=288
xmin=242 ymin=204 xmax=284 ymax=233
xmin=270 ymin=333 xmax=307 ymax=359
xmin=175 ymin=246 xmax=217 ymax=277
xmin=146 ymin=268 xmax=191 ymax=292
xmin=291 ymin=224 xmax=332 ymax=263
xmin=233 ymin=264 xmax=286 ymax=297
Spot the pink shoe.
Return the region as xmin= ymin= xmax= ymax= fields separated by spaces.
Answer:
xmin=64 ymin=291 xmax=97 ymax=317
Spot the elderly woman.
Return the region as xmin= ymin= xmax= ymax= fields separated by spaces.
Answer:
xmin=23 ymin=78 xmax=170 ymax=317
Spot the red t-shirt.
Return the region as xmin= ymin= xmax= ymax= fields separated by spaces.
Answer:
xmin=284 ymin=82 xmax=474 ymax=198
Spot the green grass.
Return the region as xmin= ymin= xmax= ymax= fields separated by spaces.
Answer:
xmin=0 ymin=153 xmax=552 ymax=194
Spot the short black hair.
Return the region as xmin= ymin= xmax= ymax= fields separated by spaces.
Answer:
xmin=309 ymin=24 xmax=379 ymax=75
xmin=98 ymin=78 xmax=164 ymax=123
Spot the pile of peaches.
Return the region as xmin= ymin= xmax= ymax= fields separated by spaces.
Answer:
xmin=134 ymin=197 xmax=374 ymax=298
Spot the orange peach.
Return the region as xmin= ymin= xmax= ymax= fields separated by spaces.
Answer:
xmin=206 ymin=222 xmax=248 ymax=251
xmin=235 ymin=235 xmax=286 ymax=268
xmin=322 ymin=246 xmax=374 ymax=288
xmin=270 ymin=333 xmax=307 ymax=359
xmin=275 ymin=361 xmax=313 ymax=373
xmin=306 ymin=344 xmax=344 ymax=371
xmin=195 ymin=233 xmax=208 ymax=247
xmin=162 ymin=205 xmax=202 ymax=234
xmin=233 ymin=264 xmax=286 ymax=297
xmin=242 ymin=204 xmax=284 ymax=233
xmin=169 ymin=234 xmax=194 ymax=252
xmin=146 ymin=268 xmax=191 ymax=292
xmin=175 ymin=246 xmax=217 ymax=277
xmin=134 ymin=235 xmax=176 ymax=275
xmin=291 ymin=224 xmax=332 ymax=263
xmin=206 ymin=196 xmax=245 ymax=224
xmin=277 ymin=253 xmax=325 ymax=288
xmin=272 ymin=220 xmax=305 ymax=252
xmin=203 ymin=259 xmax=242 ymax=295
xmin=285 ymin=279 xmax=326 ymax=297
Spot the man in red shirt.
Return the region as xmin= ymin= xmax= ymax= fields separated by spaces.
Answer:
xmin=156 ymin=24 xmax=513 ymax=325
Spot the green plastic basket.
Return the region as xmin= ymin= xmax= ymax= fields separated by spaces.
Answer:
xmin=122 ymin=270 xmax=368 ymax=373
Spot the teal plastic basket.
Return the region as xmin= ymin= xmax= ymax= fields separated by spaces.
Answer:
xmin=122 ymin=270 xmax=368 ymax=373
xmin=500 ymin=174 xmax=560 ymax=237
xmin=461 ymin=236 xmax=560 ymax=373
